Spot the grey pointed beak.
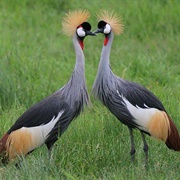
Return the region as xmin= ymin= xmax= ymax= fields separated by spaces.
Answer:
xmin=86 ymin=30 xmax=97 ymax=36
xmin=93 ymin=28 xmax=103 ymax=34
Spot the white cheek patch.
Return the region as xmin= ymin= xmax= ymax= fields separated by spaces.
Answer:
xmin=77 ymin=27 xmax=85 ymax=37
xmin=104 ymin=24 xmax=111 ymax=34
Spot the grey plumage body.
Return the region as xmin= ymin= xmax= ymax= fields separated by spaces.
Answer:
xmin=92 ymin=20 xmax=180 ymax=165
xmin=0 ymin=16 xmax=94 ymax=162
xmin=92 ymin=36 xmax=164 ymax=128
xmin=9 ymin=35 xmax=89 ymax=149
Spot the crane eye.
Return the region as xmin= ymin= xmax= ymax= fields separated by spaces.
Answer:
xmin=104 ymin=24 xmax=111 ymax=34
xmin=76 ymin=27 xmax=86 ymax=37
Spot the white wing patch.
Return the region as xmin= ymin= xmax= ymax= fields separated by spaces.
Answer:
xmin=21 ymin=110 xmax=64 ymax=149
xmin=117 ymin=90 xmax=157 ymax=132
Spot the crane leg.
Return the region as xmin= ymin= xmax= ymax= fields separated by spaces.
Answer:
xmin=46 ymin=137 xmax=58 ymax=163
xmin=48 ymin=146 xmax=54 ymax=163
xmin=46 ymin=143 xmax=54 ymax=163
xmin=128 ymin=128 xmax=136 ymax=162
xmin=140 ymin=131 xmax=148 ymax=168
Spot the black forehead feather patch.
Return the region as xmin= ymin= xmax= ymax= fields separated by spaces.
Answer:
xmin=81 ymin=22 xmax=91 ymax=31
xmin=98 ymin=20 xmax=107 ymax=28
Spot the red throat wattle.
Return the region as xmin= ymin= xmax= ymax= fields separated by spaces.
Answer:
xmin=79 ymin=40 xmax=84 ymax=50
xmin=104 ymin=37 xmax=108 ymax=46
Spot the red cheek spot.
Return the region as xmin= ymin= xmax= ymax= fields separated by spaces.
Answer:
xmin=79 ymin=40 xmax=84 ymax=50
xmin=104 ymin=37 xmax=108 ymax=46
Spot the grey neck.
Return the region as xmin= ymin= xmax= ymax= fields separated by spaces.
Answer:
xmin=56 ymin=34 xmax=87 ymax=101
xmin=96 ymin=32 xmax=114 ymax=78
xmin=73 ymin=34 xmax=85 ymax=76
xmin=92 ymin=32 xmax=115 ymax=96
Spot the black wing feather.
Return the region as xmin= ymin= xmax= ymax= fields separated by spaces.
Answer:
xmin=45 ymin=107 xmax=74 ymax=149
xmin=97 ymin=79 xmax=137 ymax=127
xmin=117 ymin=79 xmax=166 ymax=111
xmin=7 ymin=94 xmax=68 ymax=134
xmin=99 ymin=77 xmax=166 ymax=129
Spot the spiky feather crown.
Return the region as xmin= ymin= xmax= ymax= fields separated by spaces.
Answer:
xmin=62 ymin=9 xmax=90 ymax=37
xmin=97 ymin=10 xmax=124 ymax=35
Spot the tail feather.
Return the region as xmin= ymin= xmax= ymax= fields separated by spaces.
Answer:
xmin=0 ymin=133 xmax=9 ymax=154
xmin=0 ymin=133 xmax=9 ymax=163
xmin=165 ymin=115 xmax=180 ymax=151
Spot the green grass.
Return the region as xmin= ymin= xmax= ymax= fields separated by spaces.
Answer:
xmin=0 ymin=0 xmax=180 ymax=179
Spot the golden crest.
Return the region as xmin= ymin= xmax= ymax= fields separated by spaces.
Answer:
xmin=97 ymin=10 xmax=124 ymax=35
xmin=62 ymin=9 xmax=90 ymax=36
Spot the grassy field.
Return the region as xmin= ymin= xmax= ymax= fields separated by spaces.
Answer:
xmin=0 ymin=0 xmax=180 ymax=179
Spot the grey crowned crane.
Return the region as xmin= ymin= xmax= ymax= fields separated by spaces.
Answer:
xmin=0 ymin=9 xmax=95 ymax=163
xmin=92 ymin=10 xmax=180 ymax=163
